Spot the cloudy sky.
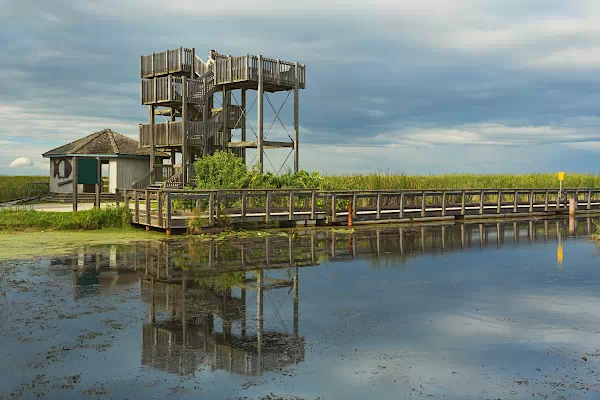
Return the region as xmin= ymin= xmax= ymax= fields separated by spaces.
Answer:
xmin=2 ymin=0 xmax=600 ymax=175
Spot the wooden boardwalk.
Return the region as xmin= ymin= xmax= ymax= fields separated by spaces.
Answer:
xmin=118 ymin=187 xmax=600 ymax=232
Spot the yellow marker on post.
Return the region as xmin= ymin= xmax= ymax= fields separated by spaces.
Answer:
xmin=558 ymin=172 xmax=565 ymax=207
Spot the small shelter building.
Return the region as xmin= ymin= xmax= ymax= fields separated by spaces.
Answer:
xmin=42 ymin=129 xmax=156 ymax=194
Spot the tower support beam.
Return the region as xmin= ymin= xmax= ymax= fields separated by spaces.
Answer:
xmin=257 ymin=55 xmax=264 ymax=173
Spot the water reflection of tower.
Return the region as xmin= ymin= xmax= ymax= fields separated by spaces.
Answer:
xmin=140 ymin=268 xmax=304 ymax=377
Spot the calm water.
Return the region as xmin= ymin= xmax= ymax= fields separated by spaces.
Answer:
xmin=1 ymin=218 xmax=600 ymax=399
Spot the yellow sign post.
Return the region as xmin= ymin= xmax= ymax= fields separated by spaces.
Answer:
xmin=558 ymin=172 xmax=565 ymax=207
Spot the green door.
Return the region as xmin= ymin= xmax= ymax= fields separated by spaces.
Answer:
xmin=77 ymin=158 xmax=98 ymax=185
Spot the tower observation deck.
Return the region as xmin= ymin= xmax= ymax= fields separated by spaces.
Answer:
xmin=139 ymin=48 xmax=306 ymax=187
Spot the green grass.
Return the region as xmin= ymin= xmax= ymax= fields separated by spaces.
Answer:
xmin=0 ymin=175 xmax=49 ymax=202
xmin=321 ymin=172 xmax=600 ymax=191
xmin=0 ymin=207 xmax=132 ymax=230
xmin=0 ymin=229 xmax=168 ymax=261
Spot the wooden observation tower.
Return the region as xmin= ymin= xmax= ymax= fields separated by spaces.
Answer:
xmin=139 ymin=48 xmax=306 ymax=188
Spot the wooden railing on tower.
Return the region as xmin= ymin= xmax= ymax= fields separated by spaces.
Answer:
xmin=141 ymin=48 xmax=194 ymax=78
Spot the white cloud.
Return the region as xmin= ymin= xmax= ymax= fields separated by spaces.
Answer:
xmin=10 ymin=157 xmax=34 ymax=168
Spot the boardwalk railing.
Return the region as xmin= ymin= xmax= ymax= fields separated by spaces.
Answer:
xmin=119 ymin=188 xmax=600 ymax=231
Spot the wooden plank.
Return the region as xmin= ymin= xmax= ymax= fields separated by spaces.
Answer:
xmin=545 ymin=190 xmax=549 ymax=212
xmin=227 ymin=140 xmax=294 ymax=148
xmin=421 ymin=193 xmax=426 ymax=217
xmin=461 ymin=191 xmax=465 ymax=215
xmin=376 ymin=193 xmax=381 ymax=219
xmin=588 ymin=189 xmax=592 ymax=210
xmin=289 ymin=191 xmax=294 ymax=221
xmin=352 ymin=193 xmax=358 ymax=219
xmin=496 ymin=191 xmax=502 ymax=214
xmin=514 ymin=191 xmax=519 ymax=213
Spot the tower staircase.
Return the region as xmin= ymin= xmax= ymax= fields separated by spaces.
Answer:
xmin=137 ymin=48 xmax=306 ymax=189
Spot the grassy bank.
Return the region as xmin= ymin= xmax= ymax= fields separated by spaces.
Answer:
xmin=322 ymin=173 xmax=600 ymax=190
xmin=0 ymin=175 xmax=49 ymax=202
xmin=0 ymin=207 xmax=132 ymax=230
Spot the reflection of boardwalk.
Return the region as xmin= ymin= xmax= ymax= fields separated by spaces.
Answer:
xmin=124 ymin=218 xmax=593 ymax=278
xmin=140 ymin=269 xmax=303 ymax=377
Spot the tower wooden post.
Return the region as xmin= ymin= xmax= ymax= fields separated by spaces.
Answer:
xmin=182 ymin=76 xmax=188 ymax=184
xmin=72 ymin=156 xmax=78 ymax=212
xmin=294 ymin=62 xmax=300 ymax=173
xmin=149 ymin=105 xmax=155 ymax=184
xmin=257 ymin=55 xmax=264 ymax=173
xmin=241 ymin=88 xmax=247 ymax=164
xmin=223 ymin=85 xmax=230 ymax=150
xmin=95 ymin=156 xmax=101 ymax=208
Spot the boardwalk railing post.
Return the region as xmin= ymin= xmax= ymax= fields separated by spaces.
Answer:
xmin=331 ymin=193 xmax=337 ymax=223
xmin=115 ymin=188 xmax=120 ymax=208
xmin=556 ymin=189 xmax=561 ymax=209
xmin=400 ymin=192 xmax=405 ymax=219
xmin=166 ymin=192 xmax=172 ymax=230
xmin=209 ymin=192 xmax=215 ymax=226
xmin=479 ymin=190 xmax=484 ymax=215
xmin=421 ymin=192 xmax=426 ymax=217
xmin=135 ymin=190 xmax=140 ymax=223
xmin=514 ymin=191 xmax=518 ymax=213
xmin=146 ymin=190 xmax=151 ymax=225
xmin=545 ymin=190 xmax=549 ymax=212
xmin=289 ymin=191 xmax=294 ymax=221
xmin=157 ymin=191 xmax=163 ymax=228
xmin=352 ymin=193 xmax=358 ymax=219
xmin=216 ymin=191 xmax=221 ymax=220
xmin=529 ymin=190 xmax=534 ymax=213
xmin=588 ymin=189 xmax=592 ymax=210
xmin=497 ymin=191 xmax=502 ymax=214
xmin=461 ymin=191 xmax=466 ymax=215
xmin=241 ymin=190 xmax=247 ymax=221
xmin=311 ymin=190 xmax=316 ymax=220
xmin=442 ymin=191 xmax=447 ymax=217
xmin=376 ymin=192 xmax=382 ymax=219
xmin=265 ymin=190 xmax=271 ymax=223
xmin=123 ymin=189 xmax=129 ymax=209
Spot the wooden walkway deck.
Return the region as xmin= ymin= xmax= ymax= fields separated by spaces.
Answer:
xmin=118 ymin=188 xmax=600 ymax=232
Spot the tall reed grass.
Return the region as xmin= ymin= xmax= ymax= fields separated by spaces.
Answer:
xmin=0 ymin=175 xmax=49 ymax=202
xmin=321 ymin=172 xmax=600 ymax=191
